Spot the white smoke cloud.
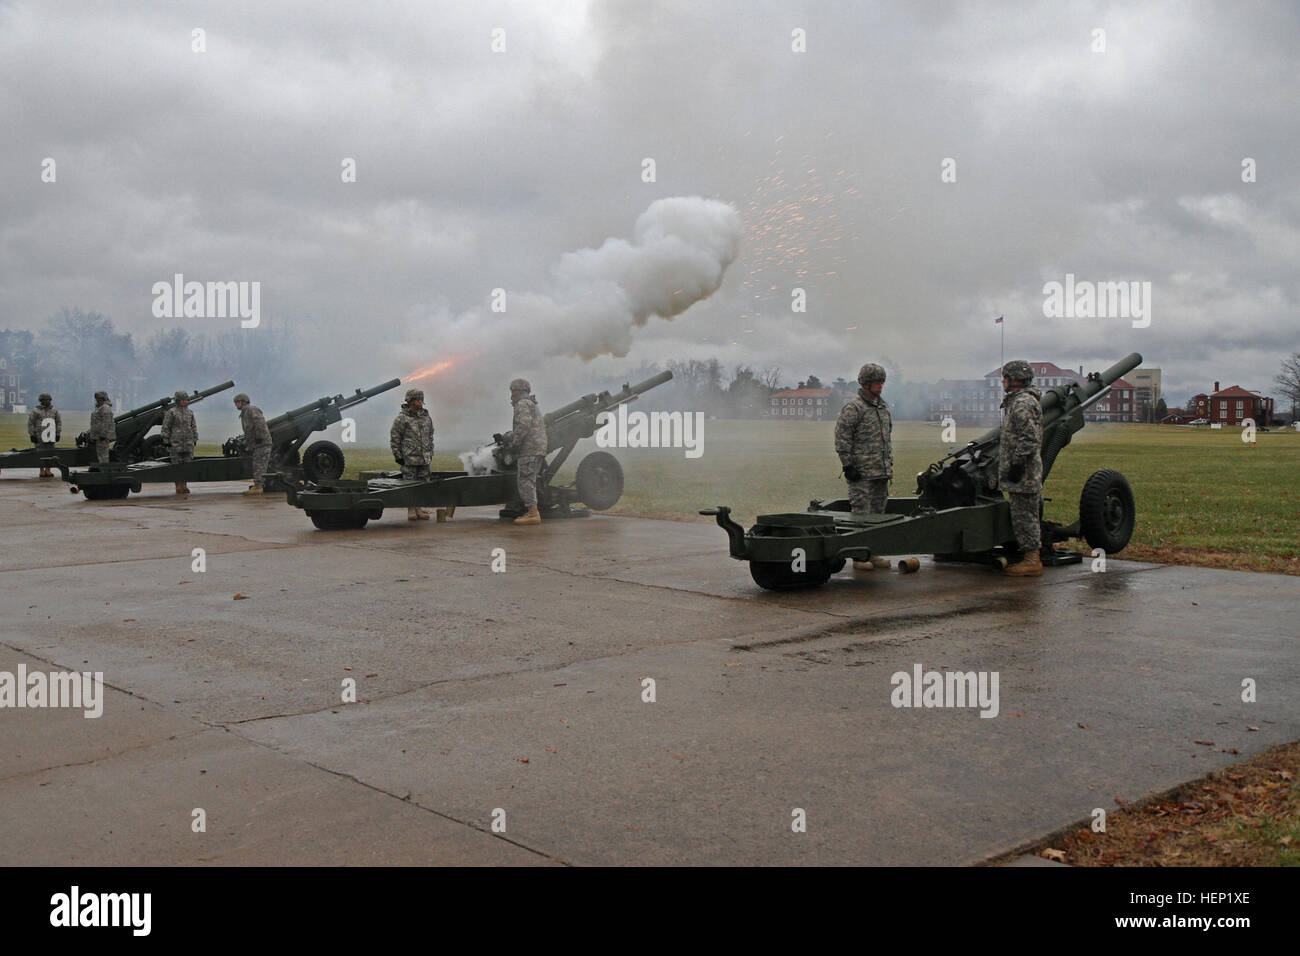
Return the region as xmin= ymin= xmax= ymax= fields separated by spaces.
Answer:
xmin=458 ymin=443 xmax=500 ymax=476
xmin=398 ymin=196 xmax=742 ymax=415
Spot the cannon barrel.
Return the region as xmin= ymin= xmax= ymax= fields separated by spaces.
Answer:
xmin=969 ymin=352 xmax=1142 ymax=447
xmin=338 ymin=378 xmax=402 ymax=411
xmin=114 ymin=380 xmax=236 ymax=424
xmin=544 ymin=370 xmax=674 ymax=427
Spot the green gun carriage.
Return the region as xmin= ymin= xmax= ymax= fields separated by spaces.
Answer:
xmin=59 ymin=379 xmax=400 ymax=499
xmin=287 ymin=371 xmax=673 ymax=529
xmin=702 ymin=354 xmax=1142 ymax=589
xmin=0 ymin=380 xmax=235 ymax=476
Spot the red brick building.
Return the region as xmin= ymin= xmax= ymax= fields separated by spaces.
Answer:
xmin=978 ymin=362 xmax=1138 ymax=423
xmin=1192 ymin=383 xmax=1274 ymax=426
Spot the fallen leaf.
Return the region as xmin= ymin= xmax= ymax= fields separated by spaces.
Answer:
xmin=1193 ymin=740 xmax=1214 ymax=746
xmin=516 ymin=757 xmax=529 ymax=764
xmin=544 ymin=746 xmax=557 ymax=753
xmin=365 ymin=673 xmax=377 ymax=678
xmin=1076 ymin=722 xmax=1088 ymax=729
xmin=1248 ymin=726 xmax=1260 ymax=732
xmin=1277 ymin=770 xmax=1295 ymax=781
xmin=1042 ymin=848 xmax=1066 ymax=863
xmin=122 ymin=619 xmax=134 ymax=622
xmin=1007 ymin=711 xmax=1026 ymax=718
xmin=233 ymin=593 xmax=248 ymax=600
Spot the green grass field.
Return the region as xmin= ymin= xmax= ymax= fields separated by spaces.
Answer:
xmin=4 ymin=413 xmax=1295 ymax=573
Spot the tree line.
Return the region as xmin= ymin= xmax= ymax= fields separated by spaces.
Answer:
xmin=1 ymin=309 xmax=306 ymax=410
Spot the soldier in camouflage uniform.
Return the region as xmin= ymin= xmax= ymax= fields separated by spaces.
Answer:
xmin=233 ymin=393 xmax=273 ymax=496
xmin=390 ymin=388 xmax=435 ymax=521
xmin=834 ymin=363 xmax=893 ymax=569
xmin=161 ymin=390 xmax=198 ymax=495
xmin=493 ymin=378 xmax=548 ymax=526
xmin=88 ymin=391 xmax=115 ymax=464
xmin=27 ymin=393 xmax=62 ymax=477
xmin=998 ymin=359 xmax=1044 ymax=577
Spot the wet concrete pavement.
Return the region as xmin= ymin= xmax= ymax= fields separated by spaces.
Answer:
xmin=1 ymin=478 xmax=1296 ymax=865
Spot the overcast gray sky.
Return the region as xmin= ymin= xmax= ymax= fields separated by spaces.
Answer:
xmin=2 ymin=0 xmax=1297 ymax=409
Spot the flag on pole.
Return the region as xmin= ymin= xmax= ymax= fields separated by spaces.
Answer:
xmin=994 ymin=315 xmax=1004 ymax=324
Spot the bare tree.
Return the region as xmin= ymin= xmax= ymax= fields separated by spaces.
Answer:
xmin=760 ymin=365 xmax=783 ymax=392
xmin=1275 ymin=351 xmax=1300 ymax=419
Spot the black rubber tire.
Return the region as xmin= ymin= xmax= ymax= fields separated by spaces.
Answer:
xmin=1079 ymin=468 xmax=1136 ymax=554
xmin=302 ymin=440 xmax=346 ymax=481
xmin=307 ymin=509 xmax=369 ymax=531
xmin=139 ymin=434 xmax=168 ymax=461
xmin=575 ymin=450 xmax=624 ymax=510
xmin=749 ymin=559 xmax=836 ymax=590
xmin=83 ymin=484 xmax=131 ymax=501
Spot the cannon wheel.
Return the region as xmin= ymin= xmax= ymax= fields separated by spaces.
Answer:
xmin=138 ymin=434 xmax=168 ymax=461
xmin=302 ymin=440 xmax=346 ymax=482
xmin=749 ymin=557 xmax=845 ymax=590
xmin=1079 ymin=469 xmax=1135 ymax=554
xmin=83 ymin=484 xmax=131 ymax=501
xmin=307 ymin=509 xmax=369 ymax=531
xmin=575 ymin=451 xmax=624 ymax=511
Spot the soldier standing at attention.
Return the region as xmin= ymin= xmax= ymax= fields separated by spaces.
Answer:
xmin=493 ymin=378 xmax=547 ymax=526
xmin=390 ymin=388 xmax=434 ymax=521
xmin=233 ymin=393 xmax=272 ymax=496
xmin=834 ymin=363 xmax=892 ymax=569
xmin=999 ymin=359 xmax=1044 ymax=577
xmin=88 ymin=391 xmax=115 ymax=464
xmin=27 ymin=392 xmax=62 ymax=478
xmin=161 ymin=390 xmax=197 ymax=495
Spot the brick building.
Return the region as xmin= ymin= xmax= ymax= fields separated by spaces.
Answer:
xmin=0 ymin=355 xmax=26 ymax=412
xmin=924 ymin=361 xmax=1140 ymax=426
xmin=1192 ymin=382 xmax=1275 ymax=426
xmin=769 ymin=386 xmax=834 ymax=419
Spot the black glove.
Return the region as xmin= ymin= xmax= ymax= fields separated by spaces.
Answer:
xmin=395 ymin=457 xmax=404 ymax=466
xmin=843 ymin=464 xmax=862 ymax=483
xmin=492 ymin=433 xmax=505 ymax=445
xmin=1007 ymin=461 xmax=1025 ymax=483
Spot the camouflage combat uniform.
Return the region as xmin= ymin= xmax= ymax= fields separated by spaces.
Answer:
xmin=998 ymin=385 xmax=1043 ymax=551
xmin=88 ymin=394 xmax=115 ymax=463
xmin=239 ymin=402 xmax=273 ymax=486
xmin=502 ymin=391 xmax=548 ymax=509
xmin=27 ymin=399 xmax=62 ymax=449
xmin=161 ymin=398 xmax=198 ymax=464
xmin=835 ymin=388 xmax=893 ymax=514
xmin=391 ymin=403 xmax=435 ymax=480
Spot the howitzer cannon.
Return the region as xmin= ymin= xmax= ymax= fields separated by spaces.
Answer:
xmin=287 ymin=370 xmax=674 ymax=530
xmin=0 ymin=381 xmax=235 ymax=476
xmin=702 ymin=353 xmax=1143 ymax=589
xmin=60 ymin=379 xmax=401 ymax=499
xmin=220 ymin=379 xmax=403 ymax=485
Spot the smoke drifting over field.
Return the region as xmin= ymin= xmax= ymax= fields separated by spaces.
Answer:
xmin=397 ymin=197 xmax=742 ymax=419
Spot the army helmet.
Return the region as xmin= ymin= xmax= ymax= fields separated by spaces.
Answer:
xmin=509 ymin=378 xmax=531 ymax=392
xmin=94 ymin=390 xmax=109 ymax=402
xmin=233 ymin=392 xmax=250 ymax=405
xmin=857 ymin=363 xmax=886 ymax=386
xmin=38 ymin=393 xmax=52 ymax=404
xmin=404 ymin=388 xmax=424 ymax=402
xmin=174 ymin=390 xmax=189 ymax=402
xmin=1002 ymin=359 xmax=1034 ymax=383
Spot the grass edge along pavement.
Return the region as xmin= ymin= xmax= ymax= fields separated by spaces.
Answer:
xmin=990 ymin=739 xmax=1300 ymax=867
